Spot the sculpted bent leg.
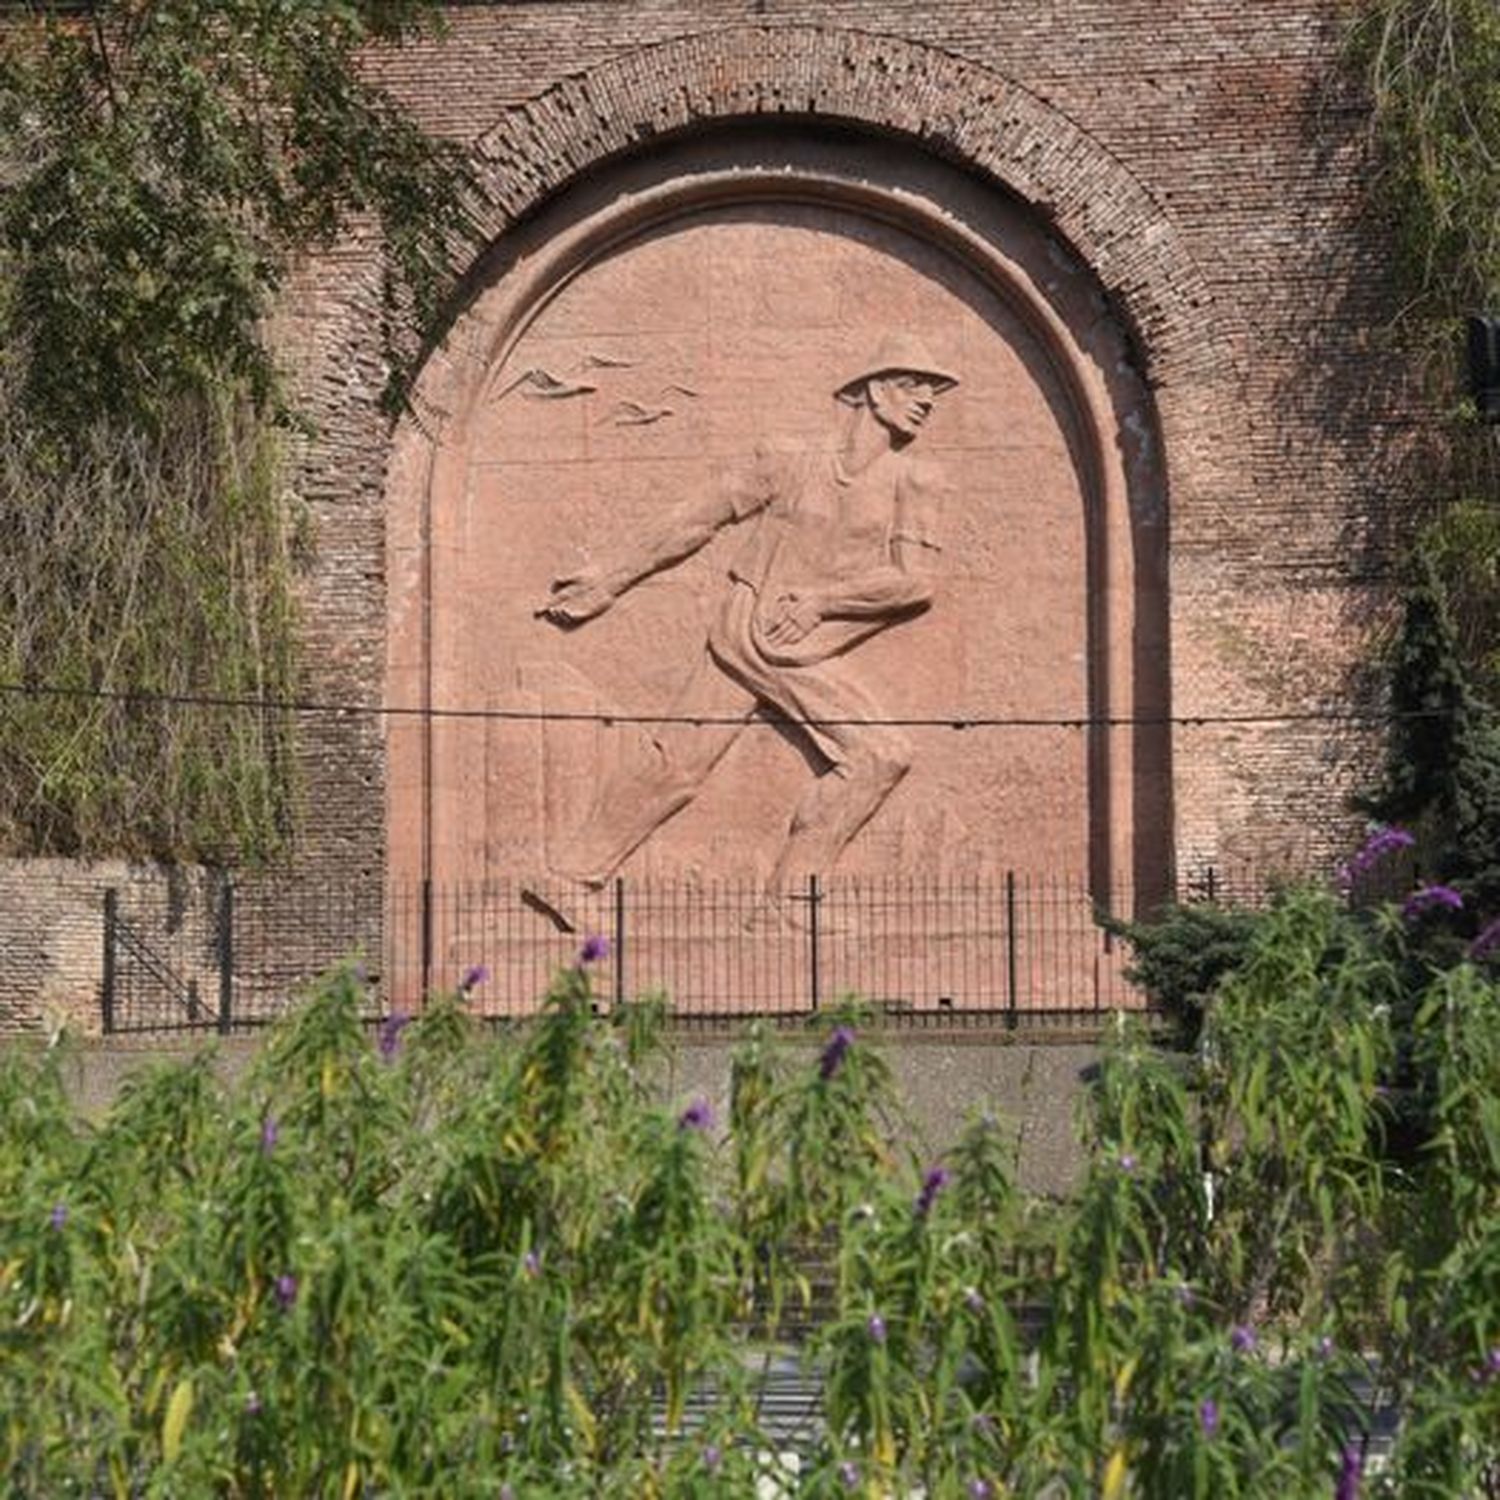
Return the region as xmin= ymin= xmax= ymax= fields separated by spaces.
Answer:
xmin=768 ymin=726 xmax=913 ymax=887
xmin=550 ymin=651 xmax=758 ymax=884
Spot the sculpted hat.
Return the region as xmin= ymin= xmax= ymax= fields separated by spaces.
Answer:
xmin=835 ymin=333 xmax=960 ymax=405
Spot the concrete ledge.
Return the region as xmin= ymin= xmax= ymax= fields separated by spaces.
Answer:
xmin=12 ymin=1025 xmax=1104 ymax=1197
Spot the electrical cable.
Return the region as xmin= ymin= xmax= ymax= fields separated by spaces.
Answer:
xmin=0 ymin=676 xmax=1465 ymax=732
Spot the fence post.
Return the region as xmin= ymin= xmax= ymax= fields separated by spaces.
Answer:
xmin=216 ymin=873 xmax=234 ymax=1035
xmin=808 ymin=872 xmax=821 ymax=1013
xmin=102 ymin=887 xmax=118 ymax=1035
xmin=613 ymin=876 xmax=626 ymax=1007
xmin=420 ymin=877 xmax=433 ymax=1000
xmin=1006 ymin=870 xmax=1018 ymax=1030
xmin=1205 ymin=865 xmax=1218 ymax=905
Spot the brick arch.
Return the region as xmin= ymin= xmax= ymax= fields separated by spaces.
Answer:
xmin=386 ymin=110 xmax=1191 ymax=917
xmin=461 ymin=25 xmax=1236 ymax=407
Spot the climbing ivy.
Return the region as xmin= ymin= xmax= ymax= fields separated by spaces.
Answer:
xmin=0 ymin=390 xmax=302 ymax=860
xmin=0 ymin=2 xmax=482 ymax=860
xmin=1349 ymin=1 xmax=1500 ymax=880
xmin=1353 ymin=0 xmax=1500 ymax=319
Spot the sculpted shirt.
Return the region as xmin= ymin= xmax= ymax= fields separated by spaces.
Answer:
xmin=706 ymin=442 xmax=944 ymax=762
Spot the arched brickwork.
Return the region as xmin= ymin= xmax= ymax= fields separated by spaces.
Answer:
xmin=374 ymin=24 xmax=1243 ymax=950
xmin=459 ymin=26 xmax=1239 ymax=425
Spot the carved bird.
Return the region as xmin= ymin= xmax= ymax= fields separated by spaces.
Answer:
xmin=492 ymin=350 xmax=638 ymax=403
xmin=601 ymin=383 xmax=701 ymax=425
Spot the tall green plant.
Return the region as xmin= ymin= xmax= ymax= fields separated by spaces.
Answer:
xmin=0 ymin=2 xmax=483 ymax=860
xmin=0 ymin=1 xmax=478 ymax=434
xmin=0 ymin=389 xmax=301 ymax=858
xmin=1360 ymin=547 xmax=1500 ymax=917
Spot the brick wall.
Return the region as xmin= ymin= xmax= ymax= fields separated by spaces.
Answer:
xmin=2 ymin=4 xmax=1418 ymax=1031
xmin=337 ymin=2 xmax=1403 ymax=871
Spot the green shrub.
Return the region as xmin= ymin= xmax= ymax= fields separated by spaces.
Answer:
xmin=3 ymin=905 xmax=1499 ymax=1494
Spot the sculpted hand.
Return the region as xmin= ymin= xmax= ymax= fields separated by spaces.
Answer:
xmin=537 ymin=566 xmax=617 ymax=625
xmin=762 ymin=589 xmax=823 ymax=646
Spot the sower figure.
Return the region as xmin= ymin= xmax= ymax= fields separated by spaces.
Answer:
xmin=538 ymin=333 xmax=959 ymax=888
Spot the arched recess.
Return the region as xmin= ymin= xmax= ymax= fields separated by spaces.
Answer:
xmin=385 ymin=119 xmax=1181 ymax=959
xmin=452 ymin=26 xmax=1242 ymax=458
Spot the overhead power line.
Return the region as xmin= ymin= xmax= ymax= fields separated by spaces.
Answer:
xmin=0 ymin=677 xmax=1454 ymax=732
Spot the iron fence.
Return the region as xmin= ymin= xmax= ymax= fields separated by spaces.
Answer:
xmin=98 ymin=860 xmax=1400 ymax=1034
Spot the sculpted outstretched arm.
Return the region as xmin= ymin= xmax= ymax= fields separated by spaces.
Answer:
xmin=538 ymin=489 xmax=739 ymax=625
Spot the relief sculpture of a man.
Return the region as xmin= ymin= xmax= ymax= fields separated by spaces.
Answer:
xmin=538 ymin=333 xmax=959 ymax=888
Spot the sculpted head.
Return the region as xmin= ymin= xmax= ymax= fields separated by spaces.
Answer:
xmin=836 ymin=334 xmax=959 ymax=445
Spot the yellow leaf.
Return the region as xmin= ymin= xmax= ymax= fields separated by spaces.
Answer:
xmin=1101 ymin=1446 xmax=1129 ymax=1500
xmin=342 ymin=1460 xmax=360 ymax=1500
xmin=1113 ymin=1355 xmax=1138 ymax=1402
xmin=162 ymin=1377 xmax=194 ymax=1463
xmin=564 ymin=1380 xmax=598 ymax=1457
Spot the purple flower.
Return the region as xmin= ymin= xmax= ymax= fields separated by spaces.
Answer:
xmin=819 ymin=1026 xmax=855 ymax=1080
xmin=459 ymin=963 xmax=489 ymax=993
xmin=1230 ymin=1323 xmax=1256 ymax=1354
xmin=1198 ymin=1397 xmax=1219 ymax=1437
xmin=1468 ymin=916 xmax=1500 ymax=961
xmin=522 ymin=1250 xmax=541 ymax=1278
xmin=1336 ymin=825 xmax=1415 ymax=892
xmin=378 ymin=1011 xmax=411 ymax=1059
xmin=48 ymin=1202 xmax=67 ymax=1232
xmin=1117 ymin=1151 xmax=1137 ymax=1175
xmin=838 ymin=1460 xmax=860 ymax=1490
xmin=1316 ymin=1334 xmax=1335 ymax=1359
xmin=259 ymin=1116 xmax=279 ymax=1154
xmin=964 ymin=1286 xmax=986 ymax=1315
xmin=1402 ymin=884 xmax=1464 ymax=921
xmin=915 ymin=1166 xmax=951 ymax=1218
xmin=499 ymin=1485 xmax=515 ymax=1500
xmin=968 ymin=1481 xmax=994 ymax=1500
xmin=1175 ymin=1282 xmax=1196 ymax=1310
xmin=702 ymin=1443 xmax=723 ymax=1474
xmin=244 ymin=1390 xmax=263 ymax=1416
xmin=678 ymin=1097 xmax=715 ymax=1133
xmin=274 ymin=1273 xmax=298 ymax=1311
xmin=1336 ymin=1445 xmax=1363 ymax=1500
xmin=578 ymin=934 xmax=610 ymax=965
xmin=867 ymin=1312 xmax=887 ymax=1344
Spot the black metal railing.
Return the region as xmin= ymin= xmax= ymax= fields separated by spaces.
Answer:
xmin=98 ymin=861 xmax=1375 ymax=1035
xmin=102 ymin=885 xmax=225 ymax=1034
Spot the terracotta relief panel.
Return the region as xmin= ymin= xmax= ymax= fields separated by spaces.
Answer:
xmin=427 ymin=202 xmax=1095 ymax=887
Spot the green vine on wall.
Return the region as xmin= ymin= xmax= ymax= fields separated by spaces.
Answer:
xmin=0 ymin=3 xmax=483 ymax=862
xmin=1348 ymin=0 xmax=1500 ymax=909
xmin=1351 ymin=0 xmax=1500 ymax=649
xmin=0 ymin=390 xmax=302 ymax=860
xmin=1353 ymin=0 xmax=1500 ymax=331
xmin=1354 ymin=0 xmax=1500 ymax=663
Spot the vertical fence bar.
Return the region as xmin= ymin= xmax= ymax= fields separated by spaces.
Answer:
xmin=613 ymin=877 xmax=626 ymax=1008
xmin=1006 ymin=870 xmax=1018 ymax=1029
xmin=808 ymin=873 xmax=821 ymax=1013
xmin=102 ymin=887 xmax=118 ymax=1035
xmin=420 ymin=877 xmax=433 ymax=1002
xmin=217 ymin=873 xmax=234 ymax=1035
